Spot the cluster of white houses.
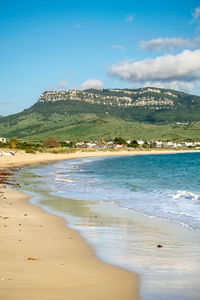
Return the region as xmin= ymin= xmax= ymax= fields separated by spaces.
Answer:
xmin=1 ymin=137 xmax=200 ymax=149
xmin=70 ymin=140 xmax=200 ymax=149
xmin=153 ymin=141 xmax=200 ymax=149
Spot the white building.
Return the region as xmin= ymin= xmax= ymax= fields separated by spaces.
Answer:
xmin=166 ymin=142 xmax=174 ymax=147
xmin=0 ymin=137 xmax=6 ymax=143
xmin=184 ymin=142 xmax=194 ymax=147
xmin=155 ymin=141 xmax=163 ymax=147
xmin=137 ymin=140 xmax=145 ymax=145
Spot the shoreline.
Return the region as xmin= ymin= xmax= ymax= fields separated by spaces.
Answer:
xmin=0 ymin=148 xmax=200 ymax=170
xmin=0 ymin=187 xmax=138 ymax=300
xmin=1 ymin=149 xmax=200 ymax=299
xmin=0 ymin=150 xmax=140 ymax=300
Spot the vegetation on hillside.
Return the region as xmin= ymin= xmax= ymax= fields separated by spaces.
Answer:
xmin=0 ymin=87 xmax=200 ymax=142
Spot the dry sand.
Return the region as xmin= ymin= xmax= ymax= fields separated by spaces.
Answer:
xmin=0 ymin=150 xmax=140 ymax=300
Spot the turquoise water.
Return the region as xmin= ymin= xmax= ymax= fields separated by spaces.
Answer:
xmin=39 ymin=153 xmax=200 ymax=230
xmin=18 ymin=153 xmax=200 ymax=300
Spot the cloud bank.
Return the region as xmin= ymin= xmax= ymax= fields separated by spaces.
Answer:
xmin=107 ymin=49 xmax=200 ymax=91
xmin=139 ymin=37 xmax=200 ymax=51
xmin=81 ymin=79 xmax=104 ymax=89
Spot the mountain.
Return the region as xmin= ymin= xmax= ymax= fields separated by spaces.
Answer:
xmin=0 ymin=87 xmax=200 ymax=141
xmin=38 ymin=87 xmax=198 ymax=110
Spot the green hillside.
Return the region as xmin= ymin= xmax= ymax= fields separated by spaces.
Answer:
xmin=0 ymin=87 xmax=200 ymax=142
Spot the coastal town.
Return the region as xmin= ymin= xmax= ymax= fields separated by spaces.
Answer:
xmin=73 ymin=139 xmax=200 ymax=150
xmin=1 ymin=136 xmax=200 ymax=153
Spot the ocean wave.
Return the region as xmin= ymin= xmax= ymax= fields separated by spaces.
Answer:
xmin=169 ymin=211 xmax=192 ymax=217
xmin=173 ymin=190 xmax=200 ymax=201
xmin=55 ymin=178 xmax=74 ymax=183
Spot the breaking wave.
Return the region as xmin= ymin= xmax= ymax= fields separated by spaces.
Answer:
xmin=173 ymin=190 xmax=200 ymax=201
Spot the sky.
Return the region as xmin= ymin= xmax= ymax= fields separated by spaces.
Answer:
xmin=1 ymin=0 xmax=200 ymax=115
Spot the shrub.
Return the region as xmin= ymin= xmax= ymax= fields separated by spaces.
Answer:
xmin=0 ymin=142 xmax=9 ymax=148
xmin=43 ymin=136 xmax=61 ymax=148
xmin=52 ymin=148 xmax=77 ymax=154
xmin=128 ymin=140 xmax=139 ymax=148
xmin=10 ymin=137 xmax=18 ymax=149
xmin=25 ymin=148 xmax=36 ymax=154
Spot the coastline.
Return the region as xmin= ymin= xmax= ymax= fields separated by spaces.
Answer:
xmin=1 ymin=149 xmax=200 ymax=299
xmin=1 ymin=148 xmax=200 ymax=169
xmin=0 ymin=150 xmax=140 ymax=300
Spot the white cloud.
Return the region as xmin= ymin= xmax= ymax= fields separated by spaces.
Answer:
xmin=112 ymin=45 xmax=125 ymax=51
xmin=49 ymin=81 xmax=69 ymax=90
xmin=190 ymin=37 xmax=200 ymax=48
xmin=107 ymin=49 xmax=200 ymax=91
xmin=139 ymin=37 xmax=200 ymax=51
xmin=191 ymin=7 xmax=200 ymax=31
xmin=139 ymin=8 xmax=200 ymax=52
xmin=142 ymin=81 xmax=196 ymax=92
xmin=55 ymin=81 xmax=69 ymax=89
xmin=192 ymin=7 xmax=200 ymax=21
xmin=81 ymin=79 xmax=104 ymax=90
xmin=139 ymin=38 xmax=189 ymax=51
xmin=126 ymin=14 xmax=134 ymax=22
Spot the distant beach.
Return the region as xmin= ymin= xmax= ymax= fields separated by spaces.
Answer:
xmin=1 ymin=148 xmax=200 ymax=169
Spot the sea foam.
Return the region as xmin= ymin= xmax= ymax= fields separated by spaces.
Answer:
xmin=173 ymin=190 xmax=200 ymax=201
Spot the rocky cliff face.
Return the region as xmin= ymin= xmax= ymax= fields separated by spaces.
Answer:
xmin=38 ymin=87 xmax=184 ymax=110
xmin=38 ymin=87 xmax=200 ymax=111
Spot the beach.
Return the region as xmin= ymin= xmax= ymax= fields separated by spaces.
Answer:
xmin=1 ymin=148 xmax=199 ymax=169
xmin=0 ymin=150 xmax=141 ymax=300
xmin=1 ymin=149 xmax=200 ymax=300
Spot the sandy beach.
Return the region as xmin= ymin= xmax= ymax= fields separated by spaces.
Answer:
xmin=0 ymin=149 xmax=199 ymax=300
xmin=1 ymin=148 xmax=199 ymax=169
xmin=0 ymin=150 xmax=141 ymax=300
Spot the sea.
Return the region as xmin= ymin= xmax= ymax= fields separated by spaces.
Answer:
xmin=17 ymin=153 xmax=200 ymax=300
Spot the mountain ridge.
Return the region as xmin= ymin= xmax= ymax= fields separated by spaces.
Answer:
xmin=38 ymin=87 xmax=200 ymax=111
xmin=0 ymin=87 xmax=200 ymax=141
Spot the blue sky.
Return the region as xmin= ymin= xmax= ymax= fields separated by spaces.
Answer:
xmin=1 ymin=0 xmax=200 ymax=115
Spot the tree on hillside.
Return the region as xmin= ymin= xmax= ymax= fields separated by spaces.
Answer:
xmin=10 ymin=137 xmax=18 ymax=149
xmin=43 ymin=136 xmax=60 ymax=148
xmin=129 ymin=140 xmax=139 ymax=147
xmin=114 ymin=137 xmax=127 ymax=145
